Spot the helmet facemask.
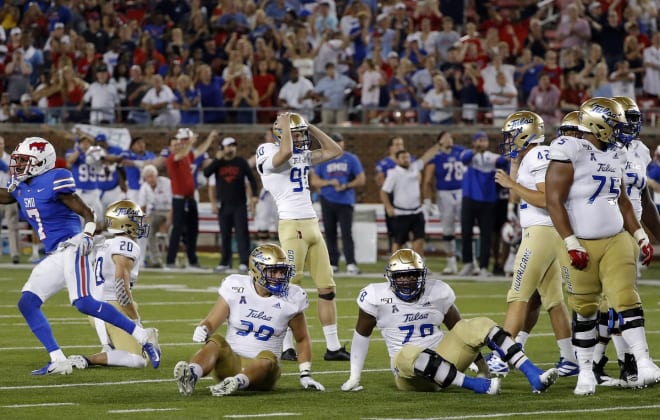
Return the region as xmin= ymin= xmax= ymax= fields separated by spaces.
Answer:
xmin=386 ymin=267 xmax=427 ymax=302
xmin=253 ymin=262 xmax=295 ymax=296
xmin=105 ymin=200 xmax=150 ymax=239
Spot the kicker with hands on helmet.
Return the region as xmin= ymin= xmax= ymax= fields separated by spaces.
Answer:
xmin=174 ymin=244 xmax=325 ymax=397
xmin=341 ymin=249 xmax=558 ymax=395
xmin=68 ymin=199 xmax=161 ymax=370
xmin=0 ymin=137 xmax=160 ymax=375
xmin=545 ymin=97 xmax=660 ymax=396
xmin=256 ymin=112 xmax=350 ymax=362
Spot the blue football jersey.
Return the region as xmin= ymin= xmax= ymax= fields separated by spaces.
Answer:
xmin=66 ymin=148 xmax=99 ymax=191
xmin=97 ymin=145 xmax=124 ymax=191
xmin=429 ymin=145 xmax=465 ymax=190
xmin=121 ymin=149 xmax=156 ymax=190
xmin=11 ymin=168 xmax=82 ymax=253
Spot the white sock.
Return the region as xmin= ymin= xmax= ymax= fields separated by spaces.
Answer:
xmin=106 ymin=349 xmax=147 ymax=368
xmin=283 ymin=328 xmax=294 ymax=351
xmin=621 ymin=327 xmax=651 ymax=363
xmin=94 ymin=318 xmax=110 ymax=347
xmin=322 ymin=324 xmax=341 ymax=351
xmin=516 ymin=331 xmax=530 ymax=347
xmin=190 ymin=363 xmax=203 ymax=378
xmin=611 ymin=334 xmax=630 ymax=360
xmin=131 ymin=326 xmax=148 ymax=345
xmin=31 ymin=244 xmax=39 ymax=258
xmin=50 ymin=349 xmax=66 ymax=362
xmin=557 ymin=338 xmax=576 ymax=363
xmin=593 ymin=341 xmax=608 ymax=363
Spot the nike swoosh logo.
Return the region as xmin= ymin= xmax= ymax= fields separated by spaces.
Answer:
xmin=37 ymin=188 xmax=45 ymax=192
xmin=97 ymin=304 xmax=103 ymax=313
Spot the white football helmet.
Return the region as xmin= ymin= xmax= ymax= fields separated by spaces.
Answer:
xmin=10 ymin=137 xmax=56 ymax=182
xmin=249 ymin=244 xmax=295 ymax=296
xmin=385 ymin=249 xmax=427 ymax=302
xmin=105 ymin=199 xmax=150 ymax=239
xmin=85 ymin=145 xmax=106 ymax=169
xmin=501 ymin=221 xmax=522 ymax=245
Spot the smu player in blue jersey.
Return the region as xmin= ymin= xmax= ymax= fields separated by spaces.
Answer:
xmin=121 ymin=137 xmax=156 ymax=201
xmin=423 ymin=131 xmax=465 ymax=274
xmin=92 ymin=134 xmax=126 ymax=211
xmin=0 ymin=137 xmax=160 ymax=375
xmin=66 ymin=134 xmax=104 ymax=224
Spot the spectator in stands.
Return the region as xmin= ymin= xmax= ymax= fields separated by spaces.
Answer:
xmin=5 ymin=48 xmax=33 ymax=104
xmin=358 ymin=57 xmax=384 ymax=124
xmin=557 ymin=4 xmax=591 ymax=51
xmin=80 ymin=63 xmax=120 ymax=124
xmin=421 ymin=74 xmax=454 ymax=125
xmin=59 ymin=65 xmax=88 ymax=123
xmin=609 ymin=59 xmax=635 ymax=99
xmin=560 ymin=71 xmax=589 ymax=111
xmin=624 ymin=28 xmax=645 ymax=90
xmin=232 ymin=75 xmax=259 ymax=124
xmin=83 ymin=12 xmax=110 ymax=54
xmin=14 ymin=93 xmax=44 ymax=123
xmin=457 ymin=63 xmax=482 ymax=124
xmin=527 ymin=73 xmax=560 ymax=126
xmin=434 ymin=16 xmax=460 ymax=65
xmin=380 ymin=141 xmax=441 ymax=255
xmin=423 ymin=131 xmax=464 ymax=275
xmin=307 ymin=62 xmax=356 ymax=125
xmin=310 ymin=132 xmax=365 ymax=275
xmin=278 ymin=66 xmax=315 ymax=122
xmin=599 ymin=9 xmax=626 ymax=72
xmin=388 ymin=58 xmax=416 ymax=121
xmin=141 ymin=74 xmax=180 ymax=127
xmin=585 ymin=2 xmax=604 ymax=44
xmin=0 ymin=136 xmax=20 ymax=264
xmin=165 ymin=128 xmax=218 ymax=270
xmin=137 ymin=164 xmax=172 ymax=269
xmin=541 ymin=49 xmax=562 ymax=89
xmin=400 ymin=35 xmax=428 ymax=69
xmin=514 ymin=48 xmax=543 ymax=105
xmin=313 ymin=0 xmax=339 ymax=38
xmin=121 ymin=137 xmax=157 ymax=202
xmin=643 ymin=32 xmax=660 ymax=97
xmin=458 ymin=131 xmax=507 ymax=277
xmin=589 ymin=61 xmax=613 ymax=98
xmin=524 ymin=18 xmax=549 ymax=60
xmin=76 ymin=42 xmax=101 ymax=83
xmin=174 ymin=74 xmax=201 ymax=125
xmin=196 ymin=63 xmax=226 ymax=123
xmin=253 ymin=59 xmax=276 ymax=124
xmin=578 ymin=43 xmax=605 ymax=81
xmin=485 ymin=71 xmax=518 ymax=127
xmin=411 ymin=55 xmax=436 ymax=103
xmin=204 ymin=137 xmax=258 ymax=274
xmin=125 ymin=65 xmax=151 ymax=124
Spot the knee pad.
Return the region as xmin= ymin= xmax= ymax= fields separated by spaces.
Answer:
xmin=486 ymin=327 xmax=521 ymax=362
xmin=318 ymin=291 xmax=335 ymax=301
xmin=73 ymin=296 xmax=102 ymax=315
xmin=597 ymin=310 xmax=614 ymax=342
xmin=572 ymin=312 xmax=598 ymax=349
xmin=17 ymin=291 xmax=42 ymax=315
xmin=413 ymin=348 xmax=456 ymax=388
xmin=619 ymin=307 xmax=644 ymax=332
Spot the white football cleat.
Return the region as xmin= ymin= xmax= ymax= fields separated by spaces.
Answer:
xmin=68 ymin=355 xmax=88 ymax=369
xmin=31 ymin=360 xmax=73 ymax=376
xmin=486 ymin=377 xmax=501 ymax=395
xmin=209 ymin=376 xmax=239 ymax=397
xmin=574 ymin=369 xmax=597 ymax=396
xmin=631 ymin=359 xmax=660 ymax=388
xmin=174 ymin=361 xmax=198 ymax=396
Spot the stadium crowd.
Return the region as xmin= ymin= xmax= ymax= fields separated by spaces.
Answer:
xmin=0 ymin=0 xmax=656 ymax=126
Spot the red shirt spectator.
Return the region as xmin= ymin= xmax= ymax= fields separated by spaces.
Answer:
xmin=167 ymin=149 xmax=196 ymax=197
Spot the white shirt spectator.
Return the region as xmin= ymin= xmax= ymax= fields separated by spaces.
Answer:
xmin=423 ymin=88 xmax=453 ymax=123
xmin=643 ymin=34 xmax=660 ymax=96
xmin=82 ymin=80 xmax=119 ymax=124
xmin=360 ymin=68 xmax=382 ymax=106
xmin=278 ymin=73 xmax=315 ymax=122
xmin=381 ymin=160 xmax=425 ymax=215
xmin=137 ymin=175 xmax=172 ymax=214
xmin=141 ymin=78 xmax=180 ymax=127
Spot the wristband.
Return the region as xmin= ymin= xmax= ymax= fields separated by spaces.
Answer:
xmin=299 ymin=361 xmax=311 ymax=377
xmin=507 ymin=202 xmax=516 ymax=214
xmin=634 ymin=228 xmax=649 ymax=243
xmin=564 ymin=235 xmax=581 ymax=250
xmin=83 ymin=222 xmax=96 ymax=236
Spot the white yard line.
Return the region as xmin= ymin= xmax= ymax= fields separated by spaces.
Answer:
xmin=108 ymin=408 xmax=181 ymax=413
xmin=3 ymin=402 xmax=78 ymax=408
xmin=224 ymin=414 xmax=301 ymax=418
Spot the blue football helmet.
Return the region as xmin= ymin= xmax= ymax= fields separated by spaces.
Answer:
xmin=249 ymin=244 xmax=295 ymax=296
xmin=385 ymin=249 xmax=427 ymax=302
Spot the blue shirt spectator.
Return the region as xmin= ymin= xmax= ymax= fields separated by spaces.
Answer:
xmin=195 ymin=64 xmax=225 ymax=123
xmin=314 ymin=143 xmax=364 ymax=206
xmin=312 ymin=63 xmax=356 ymax=109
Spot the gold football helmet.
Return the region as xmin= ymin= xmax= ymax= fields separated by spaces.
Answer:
xmin=105 ymin=200 xmax=150 ymax=239
xmin=578 ymin=97 xmax=627 ymax=144
xmin=272 ymin=112 xmax=311 ymax=152
xmin=558 ymin=111 xmax=580 ymax=137
xmin=385 ymin=249 xmax=427 ymax=302
xmin=500 ymin=111 xmax=545 ymax=158
xmin=612 ymin=96 xmax=642 ymax=145
xmin=249 ymin=244 xmax=295 ymax=296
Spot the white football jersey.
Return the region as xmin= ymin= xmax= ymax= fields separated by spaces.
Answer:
xmin=517 ymin=145 xmax=552 ymax=228
xmin=548 ymin=136 xmax=625 ymax=239
xmin=219 ymin=274 xmax=309 ymax=359
xmin=256 ymin=142 xmax=317 ymax=220
xmin=96 ymin=235 xmax=141 ymax=302
xmin=357 ymin=279 xmax=455 ymax=359
xmin=623 ymin=140 xmax=651 ymax=222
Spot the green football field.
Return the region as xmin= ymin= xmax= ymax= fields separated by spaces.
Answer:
xmin=2 ymin=255 xmax=660 ymax=420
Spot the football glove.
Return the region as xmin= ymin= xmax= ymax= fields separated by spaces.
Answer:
xmin=300 ymin=375 xmax=325 ymax=391
xmin=192 ymin=325 xmax=209 ymax=343
xmin=564 ymin=235 xmax=588 ymax=270
xmin=506 ymin=202 xmax=518 ymax=223
xmin=341 ymin=377 xmax=363 ymax=392
xmin=423 ymin=199 xmax=439 ymax=218
xmin=78 ymin=234 xmax=94 ymax=256
xmin=635 ymin=229 xmax=653 ymax=266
